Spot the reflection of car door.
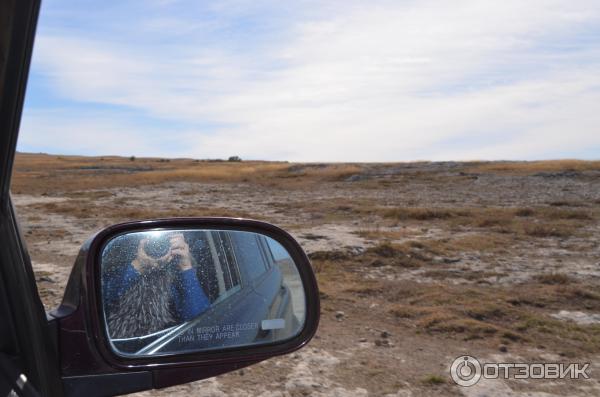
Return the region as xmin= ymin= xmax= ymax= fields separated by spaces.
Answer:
xmin=155 ymin=232 xmax=289 ymax=353
xmin=231 ymin=232 xmax=278 ymax=342
xmin=230 ymin=233 xmax=296 ymax=342
xmin=209 ymin=232 xmax=289 ymax=344
xmin=252 ymin=236 xmax=297 ymax=341
xmin=191 ymin=231 xmax=270 ymax=346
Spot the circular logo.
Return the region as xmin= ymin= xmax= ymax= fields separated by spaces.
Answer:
xmin=450 ymin=355 xmax=482 ymax=387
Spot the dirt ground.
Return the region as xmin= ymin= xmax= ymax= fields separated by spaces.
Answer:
xmin=11 ymin=154 xmax=600 ymax=396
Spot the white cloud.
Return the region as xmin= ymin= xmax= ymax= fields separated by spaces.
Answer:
xmin=20 ymin=0 xmax=600 ymax=160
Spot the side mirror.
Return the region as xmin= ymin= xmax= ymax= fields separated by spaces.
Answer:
xmin=50 ymin=218 xmax=319 ymax=397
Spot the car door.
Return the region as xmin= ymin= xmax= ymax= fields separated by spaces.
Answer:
xmin=0 ymin=0 xmax=63 ymax=395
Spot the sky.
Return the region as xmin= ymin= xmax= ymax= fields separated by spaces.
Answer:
xmin=17 ymin=0 xmax=600 ymax=162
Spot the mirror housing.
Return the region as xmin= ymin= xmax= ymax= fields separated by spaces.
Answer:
xmin=49 ymin=218 xmax=320 ymax=397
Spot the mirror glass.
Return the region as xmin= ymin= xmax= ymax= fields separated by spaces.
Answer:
xmin=100 ymin=229 xmax=306 ymax=357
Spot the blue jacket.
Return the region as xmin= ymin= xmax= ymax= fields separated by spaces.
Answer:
xmin=104 ymin=264 xmax=210 ymax=321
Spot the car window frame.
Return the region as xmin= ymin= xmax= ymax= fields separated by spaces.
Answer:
xmin=0 ymin=0 xmax=63 ymax=395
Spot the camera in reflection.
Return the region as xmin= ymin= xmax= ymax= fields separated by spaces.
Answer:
xmin=143 ymin=235 xmax=171 ymax=259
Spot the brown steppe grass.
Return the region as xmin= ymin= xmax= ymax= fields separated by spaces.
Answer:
xmin=318 ymin=241 xmax=600 ymax=356
xmin=12 ymin=153 xmax=363 ymax=194
xmin=466 ymin=159 xmax=600 ymax=174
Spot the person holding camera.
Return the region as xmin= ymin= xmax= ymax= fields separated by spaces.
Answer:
xmin=104 ymin=232 xmax=211 ymax=339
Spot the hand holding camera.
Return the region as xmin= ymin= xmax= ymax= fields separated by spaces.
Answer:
xmin=132 ymin=233 xmax=193 ymax=273
xmin=167 ymin=233 xmax=193 ymax=271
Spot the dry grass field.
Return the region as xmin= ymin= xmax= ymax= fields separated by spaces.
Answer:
xmin=12 ymin=153 xmax=600 ymax=396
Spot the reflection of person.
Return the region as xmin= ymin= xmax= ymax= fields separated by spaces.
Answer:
xmin=103 ymin=232 xmax=210 ymax=338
